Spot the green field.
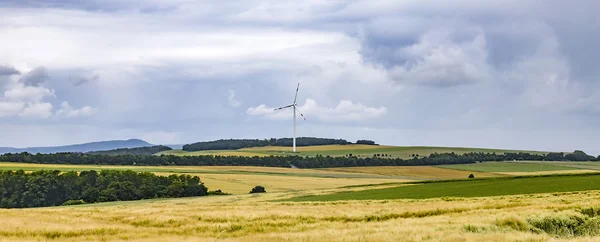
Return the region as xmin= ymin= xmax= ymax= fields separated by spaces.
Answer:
xmin=287 ymin=173 xmax=600 ymax=201
xmin=437 ymin=161 xmax=576 ymax=172
xmin=159 ymin=144 xmax=549 ymax=159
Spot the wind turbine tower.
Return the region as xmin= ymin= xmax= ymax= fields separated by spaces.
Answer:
xmin=274 ymin=83 xmax=306 ymax=152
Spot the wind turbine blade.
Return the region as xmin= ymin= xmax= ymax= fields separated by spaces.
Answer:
xmin=274 ymin=104 xmax=294 ymax=111
xmin=294 ymin=105 xmax=307 ymax=120
xmin=293 ymin=83 xmax=300 ymax=104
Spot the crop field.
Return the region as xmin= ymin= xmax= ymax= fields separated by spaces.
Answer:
xmin=2 ymin=184 xmax=600 ymax=241
xmin=322 ymin=166 xmax=504 ymax=179
xmin=0 ymin=163 xmax=408 ymax=194
xmin=159 ymin=144 xmax=548 ymax=159
xmin=2 ymin=161 xmax=597 ymax=195
xmin=2 ymin=161 xmax=600 ymax=241
xmin=288 ymin=173 xmax=600 ymax=201
xmin=438 ymin=161 xmax=580 ymax=172
xmin=178 ymin=173 xmax=409 ymax=194
xmin=158 ymin=149 xmax=271 ymax=157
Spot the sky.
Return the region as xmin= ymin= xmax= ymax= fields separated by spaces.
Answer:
xmin=0 ymin=1 xmax=599 ymax=154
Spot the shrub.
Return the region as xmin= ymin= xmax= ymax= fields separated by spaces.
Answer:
xmin=208 ymin=189 xmax=230 ymax=196
xmin=526 ymin=212 xmax=600 ymax=237
xmin=62 ymin=199 xmax=86 ymax=206
xmin=250 ymin=186 xmax=266 ymax=194
xmin=580 ymin=207 xmax=600 ymax=217
xmin=468 ymin=174 xmax=475 ymax=178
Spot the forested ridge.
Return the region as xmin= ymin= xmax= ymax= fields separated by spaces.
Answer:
xmin=0 ymin=170 xmax=208 ymax=208
xmin=88 ymin=145 xmax=172 ymax=155
xmin=0 ymin=150 xmax=597 ymax=168
xmin=182 ymin=137 xmax=371 ymax=151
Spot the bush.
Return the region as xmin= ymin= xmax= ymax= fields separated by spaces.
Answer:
xmin=526 ymin=213 xmax=600 ymax=237
xmin=62 ymin=199 xmax=86 ymax=206
xmin=208 ymin=189 xmax=230 ymax=196
xmin=250 ymin=186 xmax=266 ymax=194
xmin=579 ymin=207 xmax=600 ymax=217
xmin=468 ymin=174 xmax=475 ymax=178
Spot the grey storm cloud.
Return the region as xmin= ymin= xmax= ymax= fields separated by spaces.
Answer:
xmin=0 ymin=65 xmax=20 ymax=76
xmin=349 ymin=1 xmax=600 ymax=90
xmin=1 ymin=0 xmax=600 ymax=154
xmin=18 ymin=67 xmax=49 ymax=86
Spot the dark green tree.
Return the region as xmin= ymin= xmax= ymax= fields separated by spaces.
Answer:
xmin=250 ymin=186 xmax=266 ymax=194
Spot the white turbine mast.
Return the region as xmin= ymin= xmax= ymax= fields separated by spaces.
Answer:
xmin=274 ymin=82 xmax=306 ymax=152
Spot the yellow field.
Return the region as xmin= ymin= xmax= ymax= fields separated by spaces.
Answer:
xmin=159 ymin=144 xmax=545 ymax=159
xmin=1 ymin=187 xmax=600 ymax=241
xmin=241 ymin=144 xmax=393 ymax=152
xmin=0 ymin=163 xmax=405 ymax=194
xmin=0 ymin=163 xmax=352 ymax=175
xmin=322 ymin=166 xmax=504 ymax=179
xmin=149 ymin=172 xmax=406 ymax=194
xmin=159 ymin=150 xmax=271 ymax=157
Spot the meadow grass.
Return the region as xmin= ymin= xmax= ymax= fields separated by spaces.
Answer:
xmin=535 ymin=161 xmax=600 ymax=171
xmin=286 ymin=173 xmax=600 ymax=201
xmin=2 ymin=189 xmax=600 ymax=241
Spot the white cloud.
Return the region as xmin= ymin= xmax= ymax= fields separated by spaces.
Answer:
xmin=0 ymin=101 xmax=25 ymax=117
xmin=0 ymin=67 xmax=94 ymax=120
xmin=19 ymin=102 xmax=53 ymax=119
xmin=227 ymin=90 xmax=241 ymax=107
xmin=247 ymin=98 xmax=387 ymax=122
xmin=56 ymin=101 xmax=95 ymax=118
xmin=4 ymin=85 xmax=55 ymax=102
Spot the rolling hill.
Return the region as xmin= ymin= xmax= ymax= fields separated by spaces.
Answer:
xmin=158 ymin=144 xmax=550 ymax=159
xmin=0 ymin=139 xmax=152 ymax=154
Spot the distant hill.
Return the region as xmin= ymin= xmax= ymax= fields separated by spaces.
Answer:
xmin=88 ymin=145 xmax=172 ymax=155
xmin=0 ymin=139 xmax=152 ymax=154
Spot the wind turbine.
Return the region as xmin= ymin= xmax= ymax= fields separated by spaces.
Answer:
xmin=274 ymin=83 xmax=306 ymax=153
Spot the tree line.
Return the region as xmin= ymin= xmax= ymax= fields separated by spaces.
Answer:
xmin=0 ymin=150 xmax=597 ymax=169
xmin=0 ymin=169 xmax=208 ymax=208
xmin=182 ymin=137 xmax=359 ymax=151
xmin=87 ymin=145 xmax=173 ymax=155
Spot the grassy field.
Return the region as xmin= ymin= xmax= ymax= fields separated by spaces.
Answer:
xmin=159 ymin=144 xmax=548 ymax=159
xmin=287 ymin=173 xmax=600 ymax=201
xmin=1 ymin=187 xmax=600 ymax=241
xmin=530 ymin=161 xmax=600 ymax=171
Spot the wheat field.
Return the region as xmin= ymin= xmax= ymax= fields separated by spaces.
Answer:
xmin=1 ymin=187 xmax=600 ymax=241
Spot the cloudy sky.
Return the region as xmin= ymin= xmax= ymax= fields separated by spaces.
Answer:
xmin=1 ymin=0 xmax=599 ymax=154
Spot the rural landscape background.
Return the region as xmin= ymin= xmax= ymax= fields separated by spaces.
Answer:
xmin=2 ymin=137 xmax=600 ymax=241
xmin=2 ymin=0 xmax=600 ymax=241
